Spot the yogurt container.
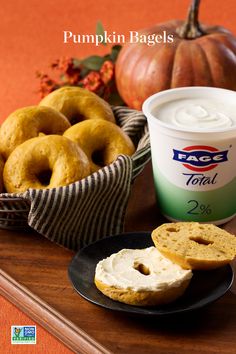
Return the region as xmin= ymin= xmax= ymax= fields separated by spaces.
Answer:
xmin=143 ymin=87 xmax=236 ymax=225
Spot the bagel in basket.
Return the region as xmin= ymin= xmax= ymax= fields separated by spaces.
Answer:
xmin=0 ymin=106 xmax=71 ymax=159
xmin=151 ymin=222 xmax=236 ymax=270
xmin=95 ymin=247 xmax=192 ymax=306
xmin=39 ymin=86 xmax=115 ymax=124
xmin=64 ymin=119 xmax=135 ymax=172
xmin=0 ymin=154 xmax=4 ymax=193
xmin=3 ymin=135 xmax=90 ymax=193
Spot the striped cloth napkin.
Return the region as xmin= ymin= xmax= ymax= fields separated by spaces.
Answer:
xmin=0 ymin=106 xmax=151 ymax=250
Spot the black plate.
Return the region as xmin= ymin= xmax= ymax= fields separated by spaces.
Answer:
xmin=68 ymin=232 xmax=234 ymax=316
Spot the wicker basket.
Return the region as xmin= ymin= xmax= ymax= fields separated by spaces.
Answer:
xmin=0 ymin=106 xmax=150 ymax=249
xmin=0 ymin=197 xmax=29 ymax=230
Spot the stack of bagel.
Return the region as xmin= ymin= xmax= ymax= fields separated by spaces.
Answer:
xmin=0 ymin=87 xmax=135 ymax=194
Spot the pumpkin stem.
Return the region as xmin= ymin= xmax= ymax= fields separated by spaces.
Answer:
xmin=177 ymin=0 xmax=205 ymax=39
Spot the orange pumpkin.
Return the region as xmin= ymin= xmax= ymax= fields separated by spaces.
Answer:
xmin=116 ymin=0 xmax=236 ymax=110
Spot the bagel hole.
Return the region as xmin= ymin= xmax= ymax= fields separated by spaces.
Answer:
xmin=166 ymin=227 xmax=178 ymax=232
xmin=36 ymin=169 xmax=52 ymax=186
xmin=133 ymin=262 xmax=150 ymax=276
xmin=190 ymin=237 xmax=213 ymax=246
xmin=92 ymin=149 xmax=106 ymax=167
xmin=70 ymin=113 xmax=85 ymax=125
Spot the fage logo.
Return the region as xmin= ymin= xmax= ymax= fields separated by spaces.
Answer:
xmin=173 ymin=145 xmax=228 ymax=172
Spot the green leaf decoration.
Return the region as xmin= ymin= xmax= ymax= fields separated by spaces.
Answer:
xmin=37 ymin=32 xmax=124 ymax=105
xmin=103 ymin=54 xmax=111 ymax=61
xmin=96 ymin=21 xmax=107 ymax=46
xmin=110 ymin=45 xmax=122 ymax=62
xmin=81 ymin=55 xmax=105 ymax=70
xmin=80 ymin=67 xmax=90 ymax=78
xmin=73 ymin=58 xmax=81 ymax=68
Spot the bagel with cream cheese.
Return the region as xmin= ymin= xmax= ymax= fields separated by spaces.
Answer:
xmin=95 ymin=247 xmax=192 ymax=306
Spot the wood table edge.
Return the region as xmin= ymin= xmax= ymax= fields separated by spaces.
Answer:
xmin=0 ymin=269 xmax=112 ymax=354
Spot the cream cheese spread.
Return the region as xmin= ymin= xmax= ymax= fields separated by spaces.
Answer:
xmin=153 ymin=97 xmax=236 ymax=130
xmin=95 ymin=247 xmax=192 ymax=292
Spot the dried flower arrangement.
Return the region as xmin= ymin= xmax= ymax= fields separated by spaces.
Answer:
xmin=36 ymin=44 xmax=123 ymax=105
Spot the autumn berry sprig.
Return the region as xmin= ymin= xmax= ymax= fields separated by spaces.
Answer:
xmin=36 ymin=45 xmax=124 ymax=105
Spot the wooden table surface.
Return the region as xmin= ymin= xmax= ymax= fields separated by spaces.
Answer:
xmin=0 ymin=162 xmax=236 ymax=354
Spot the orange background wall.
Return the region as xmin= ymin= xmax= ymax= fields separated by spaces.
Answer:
xmin=1 ymin=0 xmax=236 ymax=352
xmin=1 ymin=0 xmax=236 ymax=123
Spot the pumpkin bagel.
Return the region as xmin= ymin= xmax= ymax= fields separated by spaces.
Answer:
xmin=0 ymin=106 xmax=71 ymax=159
xmin=39 ymin=86 xmax=115 ymax=124
xmin=0 ymin=155 xmax=4 ymax=193
xmin=95 ymin=247 xmax=192 ymax=306
xmin=152 ymin=222 xmax=236 ymax=270
xmin=3 ymin=135 xmax=90 ymax=193
xmin=63 ymin=119 xmax=135 ymax=173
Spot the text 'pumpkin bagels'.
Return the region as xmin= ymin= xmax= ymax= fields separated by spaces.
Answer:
xmin=64 ymin=119 xmax=135 ymax=172
xmin=39 ymin=86 xmax=115 ymax=124
xmin=116 ymin=0 xmax=236 ymax=109
xmin=0 ymin=106 xmax=71 ymax=159
xmin=3 ymin=135 xmax=90 ymax=193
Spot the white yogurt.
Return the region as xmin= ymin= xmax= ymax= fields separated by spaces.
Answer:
xmin=143 ymin=87 xmax=236 ymax=225
xmin=152 ymin=97 xmax=236 ymax=131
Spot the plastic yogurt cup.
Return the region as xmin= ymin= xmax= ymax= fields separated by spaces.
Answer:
xmin=143 ymin=87 xmax=236 ymax=225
